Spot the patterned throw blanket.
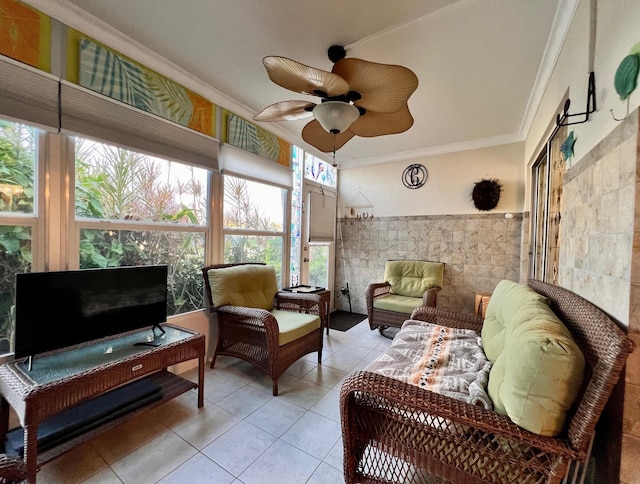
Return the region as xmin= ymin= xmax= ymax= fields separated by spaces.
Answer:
xmin=366 ymin=320 xmax=493 ymax=409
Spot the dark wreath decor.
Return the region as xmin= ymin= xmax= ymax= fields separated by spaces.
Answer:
xmin=472 ymin=178 xmax=502 ymax=211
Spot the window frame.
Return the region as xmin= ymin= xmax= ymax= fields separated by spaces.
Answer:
xmin=68 ymin=135 xmax=213 ymax=317
xmin=0 ymin=119 xmax=47 ymax=358
xmin=221 ymin=174 xmax=291 ymax=287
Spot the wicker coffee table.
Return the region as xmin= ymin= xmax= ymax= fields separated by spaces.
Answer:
xmin=0 ymin=324 xmax=205 ymax=483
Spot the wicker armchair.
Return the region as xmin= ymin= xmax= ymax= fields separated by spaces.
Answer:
xmin=202 ymin=263 xmax=324 ymax=396
xmin=0 ymin=454 xmax=26 ymax=483
xmin=341 ymin=279 xmax=635 ymax=483
xmin=366 ymin=260 xmax=444 ymax=332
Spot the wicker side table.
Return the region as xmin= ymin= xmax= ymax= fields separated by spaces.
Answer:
xmin=0 ymin=324 xmax=205 ymax=483
xmin=282 ymin=287 xmax=331 ymax=334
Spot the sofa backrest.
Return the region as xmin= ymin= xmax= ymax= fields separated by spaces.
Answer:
xmin=482 ymin=278 xmax=635 ymax=456
xmin=204 ymin=263 xmax=278 ymax=311
xmin=527 ymin=279 xmax=635 ymax=455
xmin=384 ymin=260 xmax=444 ymax=298
xmin=482 ymin=279 xmax=585 ymax=437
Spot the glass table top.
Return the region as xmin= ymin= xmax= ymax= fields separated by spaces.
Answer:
xmin=15 ymin=325 xmax=195 ymax=385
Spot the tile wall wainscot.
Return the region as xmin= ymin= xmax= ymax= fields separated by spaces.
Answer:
xmin=335 ymin=213 xmax=523 ymax=315
xmin=558 ymin=110 xmax=638 ymax=483
xmin=559 ymin=114 xmax=636 ymax=324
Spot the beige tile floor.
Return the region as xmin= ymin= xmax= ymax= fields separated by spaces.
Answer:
xmin=36 ymin=318 xmax=391 ymax=483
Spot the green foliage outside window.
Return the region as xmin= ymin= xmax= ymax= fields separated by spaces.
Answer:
xmin=0 ymin=123 xmax=291 ymax=353
xmin=75 ymin=140 xmax=208 ymax=315
xmin=308 ymin=245 xmax=329 ymax=289
xmin=223 ymin=176 xmax=285 ymax=283
xmin=0 ymin=121 xmax=36 ymax=352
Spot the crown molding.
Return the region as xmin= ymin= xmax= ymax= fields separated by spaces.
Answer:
xmin=337 ymin=132 xmax=525 ymax=170
xmin=519 ymin=0 xmax=580 ymax=138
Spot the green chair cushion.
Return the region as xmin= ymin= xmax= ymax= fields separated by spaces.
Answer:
xmin=384 ymin=260 xmax=444 ymax=298
xmin=483 ymin=280 xmax=585 ymax=437
xmin=207 ymin=264 xmax=278 ymax=311
xmin=271 ymin=309 xmax=320 ymax=346
xmin=372 ymin=294 xmax=424 ymax=314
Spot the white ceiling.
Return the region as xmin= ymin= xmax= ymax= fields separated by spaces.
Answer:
xmin=37 ymin=0 xmax=564 ymax=168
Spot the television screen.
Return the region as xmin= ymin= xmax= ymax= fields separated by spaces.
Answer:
xmin=14 ymin=265 xmax=168 ymax=359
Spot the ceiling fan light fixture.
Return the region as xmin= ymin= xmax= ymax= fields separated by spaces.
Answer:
xmin=313 ymin=101 xmax=359 ymax=134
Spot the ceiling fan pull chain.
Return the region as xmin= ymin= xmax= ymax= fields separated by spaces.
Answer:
xmin=332 ymin=135 xmax=337 ymax=167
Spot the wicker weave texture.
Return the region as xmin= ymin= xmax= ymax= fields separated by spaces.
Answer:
xmin=0 ymin=454 xmax=26 ymax=483
xmin=341 ymin=279 xmax=635 ymax=484
xmin=1 ymin=330 xmax=203 ymax=425
xmin=366 ymin=282 xmax=441 ymax=331
xmin=0 ymin=324 xmax=205 ymax=483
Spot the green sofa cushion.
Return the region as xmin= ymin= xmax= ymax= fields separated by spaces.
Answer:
xmin=207 ymin=264 xmax=278 ymax=311
xmin=372 ymin=294 xmax=425 ymax=314
xmin=481 ymin=279 xmax=550 ymax=361
xmin=272 ymin=309 xmax=320 ymax=346
xmin=483 ymin=280 xmax=585 ymax=437
xmin=384 ymin=260 xmax=444 ymax=298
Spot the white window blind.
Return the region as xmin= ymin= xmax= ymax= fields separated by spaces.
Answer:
xmin=307 ymin=190 xmax=336 ymax=242
xmin=219 ymin=143 xmax=293 ymax=189
xmin=59 ymin=81 xmax=219 ymax=171
xmin=0 ymin=56 xmax=59 ymax=131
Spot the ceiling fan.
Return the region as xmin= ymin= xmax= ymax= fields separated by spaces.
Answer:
xmin=253 ymin=45 xmax=419 ymax=155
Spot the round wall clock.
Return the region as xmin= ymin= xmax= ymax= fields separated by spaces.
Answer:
xmin=402 ymin=164 xmax=428 ymax=189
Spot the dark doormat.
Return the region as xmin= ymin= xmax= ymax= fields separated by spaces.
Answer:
xmin=329 ymin=311 xmax=367 ymax=332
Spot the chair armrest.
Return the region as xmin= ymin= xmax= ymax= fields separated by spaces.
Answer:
xmin=411 ymin=306 xmax=484 ymax=332
xmin=274 ymin=292 xmax=325 ymax=321
xmin=340 ymin=371 xmax=581 ymax=482
xmin=421 ymin=286 xmax=441 ymax=307
xmin=365 ymin=282 xmax=392 ymax=323
xmin=216 ymin=305 xmax=280 ymax=339
xmin=366 ymin=282 xmax=392 ymax=302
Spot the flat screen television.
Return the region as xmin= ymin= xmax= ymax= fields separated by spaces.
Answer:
xmin=14 ymin=265 xmax=168 ymax=359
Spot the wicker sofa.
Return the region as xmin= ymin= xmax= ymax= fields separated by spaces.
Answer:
xmin=366 ymin=260 xmax=444 ymax=332
xmin=340 ymin=279 xmax=635 ymax=484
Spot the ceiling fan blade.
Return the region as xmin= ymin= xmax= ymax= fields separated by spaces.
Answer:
xmin=263 ymin=56 xmax=350 ymax=97
xmin=349 ymin=105 xmax=414 ymax=137
xmin=253 ymin=100 xmax=315 ymax=122
xmin=332 ymin=58 xmax=418 ymax=113
xmin=302 ymin=119 xmax=355 ymax=152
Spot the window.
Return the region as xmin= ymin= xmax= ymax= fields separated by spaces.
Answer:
xmin=308 ymin=244 xmax=329 ymax=289
xmin=298 ymin=152 xmax=336 ymax=295
xmin=0 ymin=119 xmax=39 ymax=355
xmin=74 ymin=137 xmax=209 ymax=315
xmin=223 ymin=175 xmax=286 ymax=284
xmin=530 ymin=124 xmax=566 ymax=283
xmin=289 ymin=146 xmax=303 ymax=286
xmin=304 ymin=153 xmax=336 ymax=189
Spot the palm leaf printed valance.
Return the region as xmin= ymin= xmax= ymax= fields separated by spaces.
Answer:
xmin=79 ymin=38 xmax=214 ymax=137
xmin=227 ymin=113 xmax=291 ymax=166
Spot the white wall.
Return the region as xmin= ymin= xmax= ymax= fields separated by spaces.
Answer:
xmin=340 ymin=1 xmax=640 ymax=220
xmin=338 ymin=142 xmax=524 ymax=217
xmin=525 ymin=0 xmax=640 ymax=182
